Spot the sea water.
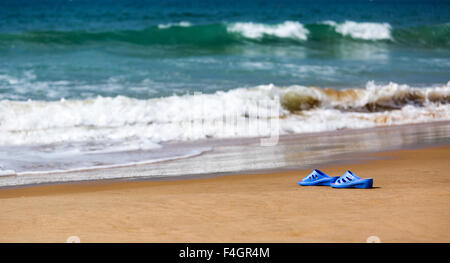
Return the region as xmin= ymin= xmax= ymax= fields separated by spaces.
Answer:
xmin=0 ymin=0 xmax=449 ymax=175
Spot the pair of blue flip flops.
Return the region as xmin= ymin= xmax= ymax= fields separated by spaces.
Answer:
xmin=298 ymin=169 xmax=373 ymax=189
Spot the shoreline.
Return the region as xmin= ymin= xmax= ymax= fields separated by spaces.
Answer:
xmin=0 ymin=145 xmax=449 ymax=242
xmin=0 ymin=140 xmax=444 ymax=191
xmin=1 ymin=120 xmax=450 ymax=188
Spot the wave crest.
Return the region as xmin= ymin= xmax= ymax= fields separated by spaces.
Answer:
xmin=324 ymin=21 xmax=392 ymax=40
xmin=227 ymin=21 xmax=309 ymax=40
xmin=279 ymin=81 xmax=450 ymax=112
xmin=1 ymin=21 xmax=448 ymax=48
xmin=157 ymin=21 xmax=192 ymax=29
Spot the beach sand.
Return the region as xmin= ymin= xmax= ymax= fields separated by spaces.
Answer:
xmin=0 ymin=145 xmax=449 ymax=242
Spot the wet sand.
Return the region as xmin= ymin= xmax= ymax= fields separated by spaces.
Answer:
xmin=0 ymin=145 xmax=449 ymax=242
xmin=2 ymin=120 xmax=450 ymax=187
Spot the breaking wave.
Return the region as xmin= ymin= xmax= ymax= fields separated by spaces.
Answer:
xmin=0 ymin=21 xmax=448 ymax=48
xmin=227 ymin=21 xmax=309 ymax=40
xmin=0 ymin=81 xmax=449 ymax=146
xmin=322 ymin=21 xmax=392 ymax=40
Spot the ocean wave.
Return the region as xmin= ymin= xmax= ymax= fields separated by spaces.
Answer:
xmin=227 ymin=21 xmax=309 ymax=40
xmin=0 ymin=82 xmax=449 ymax=146
xmin=0 ymin=23 xmax=235 ymax=46
xmin=323 ymin=21 xmax=392 ymax=40
xmin=157 ymin=21 xmax=192 ymax=29
xmin=0 ymin=21 xmax=448 ymax=48
xmin=279 ymin=81 xmax=450 ymax=112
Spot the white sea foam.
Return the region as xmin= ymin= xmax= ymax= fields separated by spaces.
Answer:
xmin=325 ymin=20 xmax=392 ymax=40
xmin=0 ymin=169 xmax=16 ymax=177
xmin=227 ymin=21 xmax=309 ymax=40
xmin=0 ymin=82 xmax=449 ymax=148
xmin=0 ymin=71 xmax=35 ymax=86
xmin=0 ymin=75 xmax=20 ymax=85
xmin=0 ymin=81 xmax=449 ymax=177
xmin=158 ymin=21 xmax=192 ymax=29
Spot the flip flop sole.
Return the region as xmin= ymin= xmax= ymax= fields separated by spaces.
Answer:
xmin=331 ymin=178 xmax=373 ymax=189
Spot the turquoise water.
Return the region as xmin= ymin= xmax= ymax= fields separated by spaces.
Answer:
xmin=0 ymin=0 xmax=449 ymax=100
xmin=0 ymin=0 xmax=449 ymax=175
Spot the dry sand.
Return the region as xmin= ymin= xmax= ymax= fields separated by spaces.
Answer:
xmin=0 ymin=146 xmax=449 ymax=242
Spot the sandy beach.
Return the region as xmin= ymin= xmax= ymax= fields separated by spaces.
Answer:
xmin=1 ymin=0 xmax=449 ymax=246
xmin=0 ymin=145 xmax=449 ymax=243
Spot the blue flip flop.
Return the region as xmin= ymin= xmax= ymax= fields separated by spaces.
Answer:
xmin=298 ymin=169 xmax=339 ymax=186
xmin=331 ymin=170 xmax=373 ymax=189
